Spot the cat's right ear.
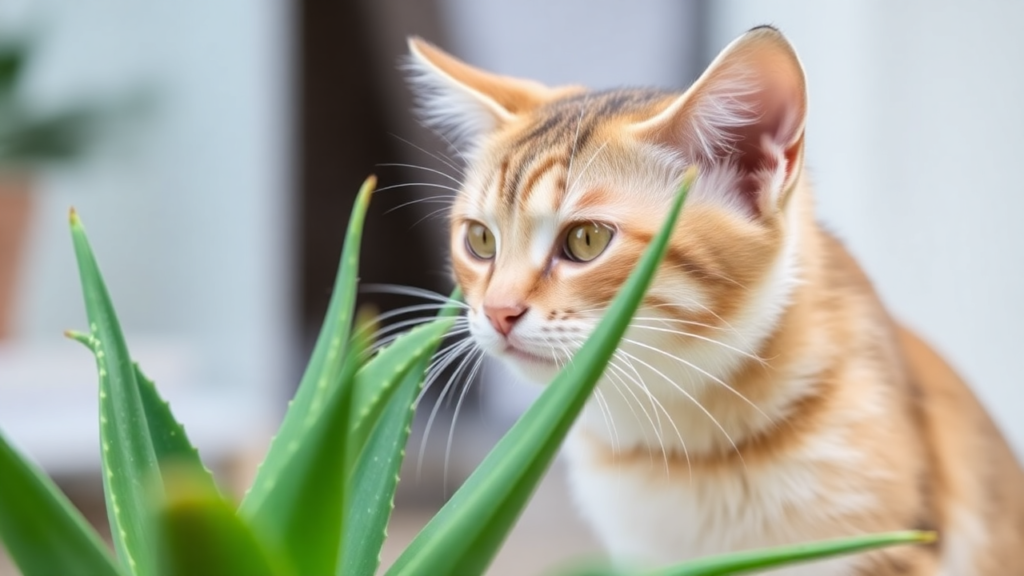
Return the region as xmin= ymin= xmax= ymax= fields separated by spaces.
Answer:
xmin=405 ymin=38 xmax=563 ymax=153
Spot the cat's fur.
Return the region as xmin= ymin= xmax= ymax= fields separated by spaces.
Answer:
xmin=405 ymin=27 xmax=1024 ymax=574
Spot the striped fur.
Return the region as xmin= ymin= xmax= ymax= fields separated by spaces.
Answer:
xmin=406 ymin=27 xmax=1024 ymax=574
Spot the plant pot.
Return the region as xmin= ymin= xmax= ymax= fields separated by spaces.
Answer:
xmin=0 ymin=176 xmax=32 ymax=340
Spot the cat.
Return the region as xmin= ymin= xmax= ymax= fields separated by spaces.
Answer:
xmin=404 ymin=26 xmax=1024 ymax=575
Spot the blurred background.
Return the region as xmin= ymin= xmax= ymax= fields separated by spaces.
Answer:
xmin=0 ymin=1 xmax=1022 ymax=574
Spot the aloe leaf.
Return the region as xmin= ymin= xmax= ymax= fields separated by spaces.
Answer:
xmin=240 ymin=307 xmax=372 ymax=575
xmin=0 ymin=429 xmax=125 ymax=576
xmin=341 ymin=302 xmax=460 ymax=576
xmin=347 ymin=306 xmax=458 ymax=466
xmin=241 ymin=175 xmax=374 ymax=517
xmin=69 ymin=209 xmax=162 ymax=576
xmin=156 ymin=465 xmax=289 ymax=576
xmin=648 ymin=531 xmax=935 ymax=576
xmin=129 ymin=364 xmax=219 ymax=494
xmin=386 ymin=168 xmax=697 ymax=576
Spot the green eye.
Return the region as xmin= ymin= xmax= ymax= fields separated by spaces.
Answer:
xmin=564 ymin=222 xmax=613 ymax=262
xmin=466 ymin=222 xmax=496 ymax=260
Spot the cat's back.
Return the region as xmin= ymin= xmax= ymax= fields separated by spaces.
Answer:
xmin=822 ymin=230 xmax=1024 ymax=573
xmin=896 ymin=323 xmax=1024 ymax=572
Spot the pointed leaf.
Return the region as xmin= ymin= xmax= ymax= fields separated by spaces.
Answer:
xmin=157 ymin=465 xmax=289 ymax=576
xmin=0 ymin=429 xmax=124 ymax=576
xmin=347 ymin=309 xmax=458 ymax=466
xmin=648 ymin=531 xmax=935 ymax=576
xmin=341 ymin=306 xmax=460 ymax=576
xmin=133 ymin=364 xmax=218 ymax=494
xmin=240 ymin=309 xmax=371 ymax=575
xmin=241 ymin=175 xmax=374 ymax=517
xmin=386 ymin=168 xmax=697 ymax=576
xmin=69 ymin=210 xmax=161 ymax=576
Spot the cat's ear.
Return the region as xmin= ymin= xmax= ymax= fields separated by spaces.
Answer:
xmin=631 ymin=26 xmax=807 ymax=216
xmin=405 ymin=37 xmax=565 ymax=153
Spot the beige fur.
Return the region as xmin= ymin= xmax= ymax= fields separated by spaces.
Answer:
xmin=406 ymin=27 xmax=1024 ymax=574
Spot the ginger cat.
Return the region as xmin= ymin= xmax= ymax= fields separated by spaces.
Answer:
xmin=405 ymin=27 xmax=1024 ymax=574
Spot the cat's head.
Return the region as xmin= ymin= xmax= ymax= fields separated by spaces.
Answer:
xmin=405 ymin=27 xmax=808 ymax=387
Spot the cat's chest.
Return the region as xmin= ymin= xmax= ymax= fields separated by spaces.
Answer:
xmin=562 ymin=430 xmax=868 ymax=576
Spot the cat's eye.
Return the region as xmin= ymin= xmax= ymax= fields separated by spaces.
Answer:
xmin=564 ymin=222 xmax=614 ymax=262
xmin=465 ymin=221 xmax=496 ymax=260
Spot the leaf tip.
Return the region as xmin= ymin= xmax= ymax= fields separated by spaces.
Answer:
xmin=69 ymin=206 xmax=81 ymax=227
xmin=683 ymin=165 xmax=698 ymax=186
xmin=65 ymin=329 xmax=91 ymax=346
xmin=360 ymin=174 xmax=378 ymax=198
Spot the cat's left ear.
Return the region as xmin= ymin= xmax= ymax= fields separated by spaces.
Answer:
xmin=631 ymin=26 xmax=807 ymax=216
xmin=406 ymin=38 xmax=576 ymax=154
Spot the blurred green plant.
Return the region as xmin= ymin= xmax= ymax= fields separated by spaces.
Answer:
xmin=0 ymin=173 xmax=932 ymax=575
xmin=0 ymin=36 xmax=141 ymax=171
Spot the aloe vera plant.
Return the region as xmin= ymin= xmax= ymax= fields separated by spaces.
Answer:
xmin=0 ymin=172 xmax=932 ymax=575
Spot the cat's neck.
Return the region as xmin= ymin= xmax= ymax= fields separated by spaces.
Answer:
xmin=576 ymin=178 xmax=848 ymax=460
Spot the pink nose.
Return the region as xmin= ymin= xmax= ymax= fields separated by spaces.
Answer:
xmin=483 ymin=304 xmax=528 ymax=336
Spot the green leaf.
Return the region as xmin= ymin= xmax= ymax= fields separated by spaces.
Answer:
xmin=238 ymin=177 xmax=375 ymax=575
xmin=241 ymin=175 xmax=374 ymax=517
xmin=126 ymin=364 xmax=218 ymax=495
xmin=0 ymin=41 xmax=26 ymax=97
xmin=68 ymin=209 xmax=162 ymax=576
xmin=0 ymin=429 xmax=124 ymax=576
xmin=347 ymin=308 xmax=458 ymax=467
xmin=341 ymin=297 xmax=461 ymax=576
xmin=156 ymin=465 xmax=289 ymax=576
xmin=648 ymin=531 xmax=936 ymax=576
xmin=386 ymin=168 xmax=697 ymax=576
xmin=244 ymin=316 xmax=367 ymax=575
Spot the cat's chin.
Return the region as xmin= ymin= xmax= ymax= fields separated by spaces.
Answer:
xmin=497 ymin=347 xmax=561 ymax=384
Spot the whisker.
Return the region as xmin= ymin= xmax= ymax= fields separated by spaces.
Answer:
xmin=360 ymin=284 xmax=470 ymax=308
xmin=565 ymin=140 xmax=609 ymax=202
xmin=603 ymin=361 xmax=660 ymax=469
xmin=376 ymin=162 xmax=462 ymax=184
xmin=629 ymin=323 xmax=766 ymax=365
xmin=622 ymin=337 xmax=768 ymax=422
xmin=611 ymin=352 xmax=690 ymax=480
xmin=410 ymin=205 xmax=456 ymax=229
xmin=358 ymin=302 xmax=462 ymax=332
xmin=366 ymin=316 xmax=467 ymax=348
xmin=444 ymin=349 xmax=486 ymax=489
xmin=614 ymin=347 xmax=744 ymax=470
xmin=374 ymin=182 xmax=461 ymax=195
xmin=564 ymin=100 xmax=588 ymax=189
xmin=416 ymin=338 xmax=477 ymax=479
xmin=383 ymin=195 xmax=456 ymax=216
xmin=388 ymin=133 xmax=466 ymax=178
xmin=416 ymin=338 xmax=475 ymax=406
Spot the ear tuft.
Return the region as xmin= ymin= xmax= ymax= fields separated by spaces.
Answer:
xmin=403 ymin=38 xmax=501 ymax=153
xmin=630 ymin=27 xmax=807 ymax=217
xmin=404 ymin=38 xmax=568 ymax=157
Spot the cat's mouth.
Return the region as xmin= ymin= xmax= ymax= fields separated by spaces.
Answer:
xmin=504 ymin=344 xmax=557 ymax=366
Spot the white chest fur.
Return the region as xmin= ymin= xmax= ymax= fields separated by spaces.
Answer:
xmin=562 ymin=429 xmax=869 ymax=576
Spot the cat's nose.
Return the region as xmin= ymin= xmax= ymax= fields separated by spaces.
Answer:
xmin=483 ymin=303 xmax=528 ymax=337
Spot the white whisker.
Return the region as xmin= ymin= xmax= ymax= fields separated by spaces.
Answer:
xmin=614 ymin=347 xmax=745 ymax=469
xmin=388 ymin=133 xmax=466 ymax=178
xmin=377 ymin=162 xmax=463 ymax=185
xmin=622 ymin=337 xmax=768 ymax=422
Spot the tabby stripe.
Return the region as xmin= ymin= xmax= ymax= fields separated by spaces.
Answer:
xmin=517 ymin=155 xmax=563 ymax=208
xmin=624 ymin=229 xmax=717 ymax=285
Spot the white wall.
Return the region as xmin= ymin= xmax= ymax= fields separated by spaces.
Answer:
xmin=708 ymin=1 xmax=1024 ymax=450
xmin=0 ymin=1 xmax=293 ymax=472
